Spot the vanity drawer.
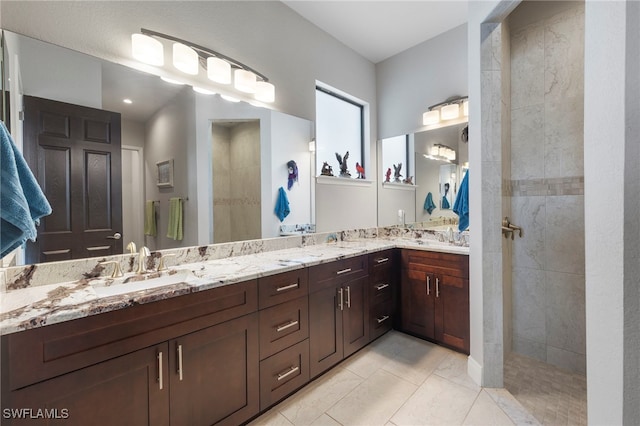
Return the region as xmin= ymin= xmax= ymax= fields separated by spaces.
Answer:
xmin=370 ymin=271 xmax=394 ymax=306
xmin=369 ymin=249 xmax=395 ymax=274
xmin=370 ymin=300 xmax=394 ymax=341
xmin=3 ymin=280 xmax=258 ymax=390
xmin=401 ymin=249 xmax=469 ymax=278
xmin=260 ymin=339 xmax=309 ymax=411
xmin=308 ymin=255 xmax=368 ymax=292
xmin=258 ymin=268 xmax=309 ymax=309
xmin=259 ymin=296 xmax=309 ymax=360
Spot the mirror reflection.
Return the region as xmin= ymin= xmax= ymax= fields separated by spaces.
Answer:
xmin=379 ymin=121 xmax=468 ymax=230
xmin=2 ymin=30 xmax=313 ymax=266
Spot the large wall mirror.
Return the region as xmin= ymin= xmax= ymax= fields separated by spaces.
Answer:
xmin=2 ymin=30 xmax=314 ymax=266
xmin=378 ymin=121 xmax=468 ymax=228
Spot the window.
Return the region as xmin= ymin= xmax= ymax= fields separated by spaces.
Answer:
xmin=315 ymin=86 xmax=364 ymax=177
xmin=381 ymin=134 xmax=409 ymax=181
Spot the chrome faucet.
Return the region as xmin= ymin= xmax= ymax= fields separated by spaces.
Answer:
xmin=136 ymin=246 xmax=151 ymax=274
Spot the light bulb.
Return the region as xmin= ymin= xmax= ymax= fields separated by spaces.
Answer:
xmin=207 ymin=57 xmax=231 ymax=84
xmin=441 ymin=104 xmax=460 ymax=120
xmin=131 ymin=34 xmax=164 ymax=66
xmin=423 ymin=110 xmax=440 ymax=126
xmin=234 ymin=69 xmax=257 ymax=93
xmin=173 ymin=43 xmax=199 ymax=75
xmin=255 ymin=81 xmax=275 ymax=103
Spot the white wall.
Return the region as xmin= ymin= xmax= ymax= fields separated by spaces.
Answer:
xmin=268 ymin=111 xmax=313 ymax=237
xmin=144 ymin=88 xmax=197 ymax=250
xmin=584 ymin=0 xmax=640 ymax=423
xmin=376 ymin=24 xmax=468 ymax=140
xmin=13 ymin=33 xmax=101 ymax=109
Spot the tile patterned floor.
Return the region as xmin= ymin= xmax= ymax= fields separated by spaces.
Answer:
xmin=250 ymin=331 xmax=539 ymax=426
xmin=504 ymin=352 xmax=587 ymax=426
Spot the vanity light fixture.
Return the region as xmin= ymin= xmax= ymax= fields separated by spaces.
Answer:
xmin=123 ymin=98 xmax=133 ymax=104
xmin=221 ymin=94 xmax=241 ymax=103
xmin=131 ymin=33 xmax=164 ymax=66
xmin=131 ymin=28 xmax=275 ymax=102
xmin=172 ymin=43 xmax=199 ymax=75
xmin=425 ymin=144 xmax=456 ymax=163
xmin=234 ymin=69 xmax=257 ymax=93
xmin=422 ymin=96 xmax=468 ymax=126
xmin=160 ymin=76 xmax=185 ymax=85
xmin=193 ymin=86 xmax=216 ymax=95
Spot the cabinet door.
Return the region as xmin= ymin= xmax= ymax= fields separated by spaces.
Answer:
xmin=343 ymin=276 xmax=369 ymax=357
xmin=400 ymin=268 xmax=435 ymax=340
xmin=435 ymin=275 xmax=470 ymax=354
xmin=7 ymin=344 xmax=170 ymax=426
xmin=169 ymin=313 xmax=259 ymax=426
xmin=309 ymin=285 xmax=343 ymax=378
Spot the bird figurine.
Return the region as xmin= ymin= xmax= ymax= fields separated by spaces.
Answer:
xmin=403 ymin=176 xmax=413 ymax=185
xmin=393 ymin=163 xmax=403 ymax=183
xmin=320 ymin=162 xmax=334 ymax=176
xmin=355 ymin=162 xmax=365 ymax=179
xmin=286 ymin=160 xmax=298 ymax=190
xmin=385 ymin=167 xmax=391 ymax=182
xmin=335 ymin=151 xmax=351 ymax=178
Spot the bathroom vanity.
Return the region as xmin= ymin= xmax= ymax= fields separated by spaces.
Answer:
xmin=0 ymin=233 xmax=468 ymax=425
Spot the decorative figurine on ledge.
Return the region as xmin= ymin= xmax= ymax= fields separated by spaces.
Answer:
xmin=393 ymin=163 xmax=403 ymax=183
xmin=335 ymin=151 xmax=351 ymax=178
xmin=403 ymin=176 xmax=414 ymax=185
xmin=355 ymin=162 xmax=365 ymax=179
xmin=320 ymin=161 xmax=334 ymax=176
xmin=287 ymin=160 xmax=298 ymax=190
xmin=385 ymin=167 xmax=392 ymax=183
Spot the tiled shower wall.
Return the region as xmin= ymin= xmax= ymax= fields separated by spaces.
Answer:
xmin=508 ymin=2 xmax=586 ymax=373
xmin=212 ymin=121 xmax=261 ymax=243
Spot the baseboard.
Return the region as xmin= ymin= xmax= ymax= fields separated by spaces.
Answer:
xmin=467 ymin=355 xmax=483 ymax=386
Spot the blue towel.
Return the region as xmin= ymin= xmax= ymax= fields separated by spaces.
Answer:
xmin=274 ymin=186 xmax=290 ymax=222
xmin=442 ymin=195 xmax=450 ymax=210
xmin=453 ymin=170 xmax=469 ymax=231
xmin=424 ymin=192 xmax=437 ymax=214
xmin=0 ymin=122 xmax=52 ymax=257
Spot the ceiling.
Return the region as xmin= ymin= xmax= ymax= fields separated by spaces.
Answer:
xmin=281 ymin=1 xmax=469 ymax=64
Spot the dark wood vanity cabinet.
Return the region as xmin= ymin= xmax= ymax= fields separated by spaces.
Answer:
xmin=1 ymin=280 xmax=260 ymax=426
xmin=257 ymin=268 xmax=310 ymax=411
xmin=400 ymin=249 xmax=470 ymax=354
xmin=368 ymin=250 xmax=397 ymax=341
xmin=308 ymin=255 xmax=369 ymax=378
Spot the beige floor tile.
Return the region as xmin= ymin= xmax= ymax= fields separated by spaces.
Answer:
xmin=249 ymin=408 xmax=295 ymax=426
xmin=309 ymin=413 xmax=342 ymax=426
xmin=391 ymin=374 xmax=479 ymax=426
xmin=326 ymin=369 xmax=418 ymax=426
xmin=462 ymin=390 xmax=515 ymax=426
xmin=278 ymin=367 xmax=363 ymax=425
xmin=434 ymin=351 xmax=481 ymax=392
xmin=484 ymin=388 xmax=540 ymax=426
xmin=342 ymin=345 xmax=391 ymax=379
xmin=382 ymin=340 xmax=449 ymax=386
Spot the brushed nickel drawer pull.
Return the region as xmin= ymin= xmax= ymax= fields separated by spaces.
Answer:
xmin=375 ymin=283 xmax=389 ymax=291
xmin=346 ymin=286 xmax=351 ymax=308
xmin=376 ymin=315 xmax=390 ymax=324
xmin=427 ymin=276 xmax=431 ymax=296
xmin=436 ymin=277 xmax=440 ymax=298
xmin=157 ymin=351 xmax=163 ymax=390
xmin=376 ymin=257 xmax=389 ymax=264
xmin=276 ymin=283 xmax=298 ymax=292
xmin=276 ymin=320 xmax=299 ymax=332
xmin=277 ymin=366 xmax=300 ymax=381
xmin=336 ymin=268 xmax=352 ymax=275
xmin=338 ymin=288 xmax=344 ymax=310
xmin=177 ymin=344 xmax=184 ymax=381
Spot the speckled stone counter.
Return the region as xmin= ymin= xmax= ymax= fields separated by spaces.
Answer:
xmin=0 ymin=228 xmax=468 ymax=336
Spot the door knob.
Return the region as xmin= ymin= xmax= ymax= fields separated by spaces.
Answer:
xmin=107 ymin=232 xmax=122 ymax=240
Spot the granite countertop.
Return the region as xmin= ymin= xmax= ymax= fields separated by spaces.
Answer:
xmin=0 ymin=237 xmax=468 ymax=336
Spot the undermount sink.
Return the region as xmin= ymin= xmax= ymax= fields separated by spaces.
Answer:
xmin=92 ymin=269 xmax=196 ymax=298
